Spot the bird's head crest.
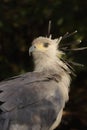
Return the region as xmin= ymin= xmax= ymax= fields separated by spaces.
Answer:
xmin=29 ymin=21 xmax=87 ymax=75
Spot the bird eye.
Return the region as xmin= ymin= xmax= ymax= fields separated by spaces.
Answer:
xmin=43 ymin=43 xmax=49 ymax=47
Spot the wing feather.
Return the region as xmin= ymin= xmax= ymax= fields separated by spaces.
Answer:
xmin=0 ymin=71 xmax=64 ymax=130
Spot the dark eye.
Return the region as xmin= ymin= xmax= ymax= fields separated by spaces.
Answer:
xmin=43 ymin=43 xmax=49 ymax=47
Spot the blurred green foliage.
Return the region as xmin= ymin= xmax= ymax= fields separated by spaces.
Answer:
xmin=0 ymin=0 xmax=87 ymax=129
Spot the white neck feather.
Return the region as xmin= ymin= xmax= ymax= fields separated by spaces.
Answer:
xmin=33 ymin=53 xmax=71 ymax=103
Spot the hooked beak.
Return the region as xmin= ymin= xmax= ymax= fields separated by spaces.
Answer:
xmin=29 ymin=45 xmax=36 ymax=56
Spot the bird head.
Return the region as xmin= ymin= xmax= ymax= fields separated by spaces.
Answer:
xmin=29 ymin=36 xmax=67 ymax=72
xmin=29 ymin=31 xmax=87 ymax=74
xmin=29 ymin=36 xmax=64 ymax=59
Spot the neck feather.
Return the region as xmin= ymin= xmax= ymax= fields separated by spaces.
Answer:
xmin=33 ymin=53 xmax=71 ymax=102
xmin=33 ymin=53 xmax=69 ymax=73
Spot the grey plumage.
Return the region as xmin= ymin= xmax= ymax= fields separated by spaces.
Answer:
xmin=0 ymin=36 xmax=71 ymax=130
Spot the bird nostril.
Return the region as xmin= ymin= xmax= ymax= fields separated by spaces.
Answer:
xmin=34 ymin=46 xmax=36 ymax=48
xmin=29 ymin=45 xmax=36 ymax=56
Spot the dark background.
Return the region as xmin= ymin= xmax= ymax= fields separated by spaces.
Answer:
xmin=0 ymin=0 xmax=87 ymax=130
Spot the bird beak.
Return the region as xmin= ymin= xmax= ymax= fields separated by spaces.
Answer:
xmin=29 ymin=45 xmax=35 ymax=56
